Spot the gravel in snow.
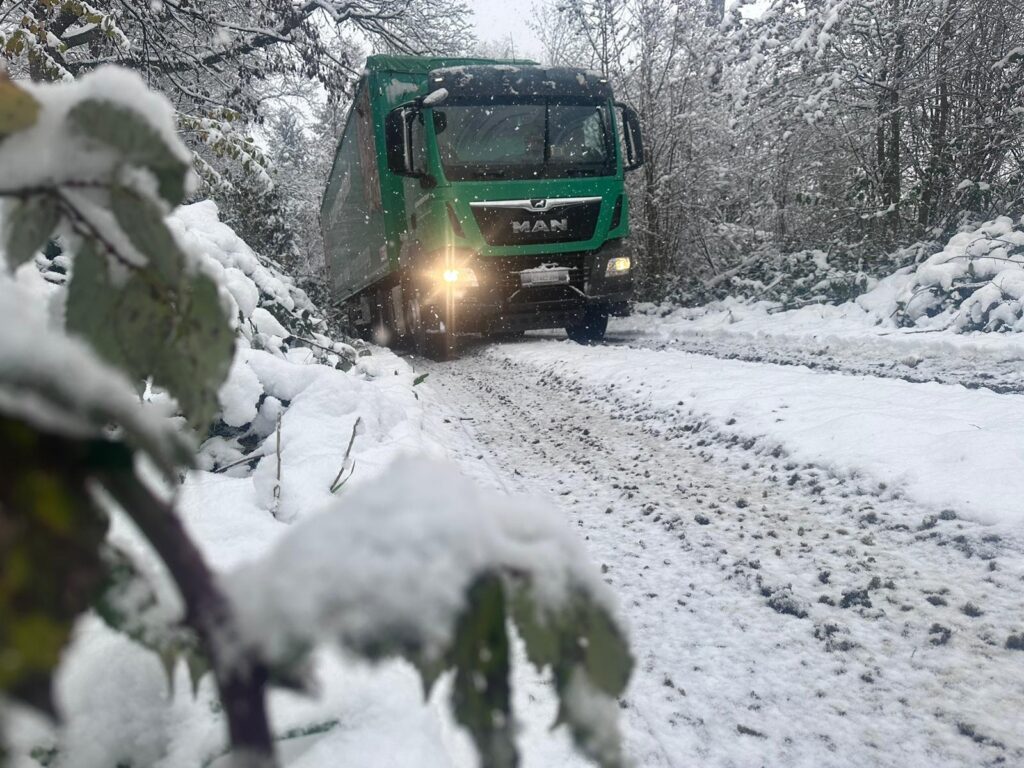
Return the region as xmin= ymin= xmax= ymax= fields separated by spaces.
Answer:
xmin=418 ymin=339 xmax=1024 ymax=768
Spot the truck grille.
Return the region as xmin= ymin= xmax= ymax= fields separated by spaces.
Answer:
xmin=470 ymin=198 xmax=602 ymax=246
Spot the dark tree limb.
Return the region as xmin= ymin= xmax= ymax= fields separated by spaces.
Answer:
xmin=99 ymin=472 xmax=276 ymax=767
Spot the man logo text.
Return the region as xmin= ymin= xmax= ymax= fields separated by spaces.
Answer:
xmin=513 ymin=219 xmax=568 ymax=234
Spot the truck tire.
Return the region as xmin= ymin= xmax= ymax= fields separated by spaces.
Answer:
xmin=565 ymin=307 xmax=608 ymax=344
xmin=371 ymin=289 xmax=392 ymax=346
xmin=427 ymin=324 xmax=457 ymax=361
xmin=405 ymin=291 xmax=456 ymax=361
xmin=403 ymin=291 xmax=428 ymax=357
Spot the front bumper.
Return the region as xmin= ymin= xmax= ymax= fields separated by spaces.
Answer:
xmin=448 ymin=240 xmax=633 ymax=333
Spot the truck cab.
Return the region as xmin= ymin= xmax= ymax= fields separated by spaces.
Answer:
xmin=321 ymin=56 xmax=644 ymax=359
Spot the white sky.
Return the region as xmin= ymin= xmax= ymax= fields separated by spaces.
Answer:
xmin=467 ymin=0 xmax=543 ymax=60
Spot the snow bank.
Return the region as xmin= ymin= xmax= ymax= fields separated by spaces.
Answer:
xmin=165 ymin=200 xmax=368 ymax=479
xmin=230 ymin=457 xmax=611 ymax=662
xmin=892 ymin=216 xmax=1024 ymax=331
xmin=167 ymin=201 xmax=339 ymax=352
xmin=670 ymin=214 xmax=1024 ymax=339
xmin=491 ymin=341 xmax=1024 ymax=528
xmin=624 ymin=294 xmax=1024 ymax=374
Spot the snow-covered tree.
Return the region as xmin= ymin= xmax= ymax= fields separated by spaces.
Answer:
xmin=538 ymin=0 xmax=1024 ymax=303
xmin=1 ymin=0 xmax=474 ymax=258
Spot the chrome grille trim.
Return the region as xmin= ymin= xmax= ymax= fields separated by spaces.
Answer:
xmin=469 ymin=197 xmax=602 ymax=212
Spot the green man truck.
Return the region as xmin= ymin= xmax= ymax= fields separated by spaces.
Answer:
xmin=320 ymin=55 xmax=645 ymax=359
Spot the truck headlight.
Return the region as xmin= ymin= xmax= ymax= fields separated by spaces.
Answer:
xmin=440 ymin=267 xmax=479 ymax=287
xmin=423 ymin=248 xmax=479 ymax=289
xmin=605 ymin=256 xmax=631 ymax=276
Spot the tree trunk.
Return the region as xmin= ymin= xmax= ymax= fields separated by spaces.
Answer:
xmin=918 ymin=6 xmax=953 ymax=228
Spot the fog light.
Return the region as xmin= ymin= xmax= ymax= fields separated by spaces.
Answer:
xmin=606 ymin=256 xmax=631 ymax=276
xmin=443 ymin=269 xmax=459 ymax=283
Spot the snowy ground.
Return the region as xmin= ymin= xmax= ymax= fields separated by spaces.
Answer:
xmin=10 ymin=281 xmax=1024 ymax=766
xmin=415 ymin=331 xmax=1024 ymax=767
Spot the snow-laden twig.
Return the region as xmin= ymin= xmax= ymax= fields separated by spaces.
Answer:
xmin=329 ymin=416 xmax=361 ymax=494
xmin=271 ymin=412 xmax=283 ymax=519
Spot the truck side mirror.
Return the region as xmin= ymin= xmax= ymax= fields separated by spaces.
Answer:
xmin=385 ymin=106 xmax=417 ymax=176
xmin=386 ymin=106 xmax=438 ymax=188
xmin=616 ymin=103 xmax=645 ymax=172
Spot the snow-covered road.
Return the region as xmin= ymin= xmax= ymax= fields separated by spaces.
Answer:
xmin=609 ymin=306 xmax=1024 ymax=394
xmin=422 ymin=337 xmax=1024 ymax=768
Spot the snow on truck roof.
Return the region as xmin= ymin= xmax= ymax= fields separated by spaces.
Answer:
xmin=427 ymin=65 xmax=614 ymax=102
xmin=364 ymin=54 xmax=539 ymax=75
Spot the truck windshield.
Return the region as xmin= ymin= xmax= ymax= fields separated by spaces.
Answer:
xmin=432 ymin=101 xmax=614 ymax=181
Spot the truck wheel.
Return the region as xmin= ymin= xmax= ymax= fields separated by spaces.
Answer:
xmin=565 ymin=307 xmax=608 ymax=344
xmin=426 ymin=324 xmax=457 ymax=361
xmin=371 ymin=290 xmax=392 ymax=346
xmin=406 ymin=293 xmax=456 ymax=361
xmin=404 ymin=292 xmax=428 ymax=357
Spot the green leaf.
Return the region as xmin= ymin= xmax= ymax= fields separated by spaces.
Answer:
xmin=66 ymin=240 xmax=173 ymax=377
xmin=114 ymin=274 xmax=175 ymax=375
xmin=413 ymin=373 xmax=429 ymax=386
xmin=508 ymin=582 xmax=633 ymax=768
xmin=64 ymin=239 xmax=124 ymax=368
xmin=0 ymin=415 xmax=123 ymax=715
xmin=29 ymin=745 xmax=58 ymax=767
xmin=67 ymin=100 xmax=190 ymax=206
xmin=510 ymin=584 xmax=632 ymax=695
xmin=109 ymin=186 xmax=185 ymax=285
xmin=185 ymin=651 xmax=210 ymax=697
xmin=3 ymin=196 xmax=59 ymax=269
xmin=94 ymin=545 xmax=160 ymax=635
xmin=0 ymin=74 xmax=39 ymax=137
xmin=66 ymin=239 xmax=235 ymax=431
xmin=152 ymin=271 xmax=235 ymax=430
xmin=445 ymin=575 xmax=517 ymax=768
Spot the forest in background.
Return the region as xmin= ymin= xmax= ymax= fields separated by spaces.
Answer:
xmin=5 ymin=0 xmax=1024 ymax=306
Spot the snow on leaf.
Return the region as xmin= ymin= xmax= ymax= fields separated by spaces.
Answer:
xmin=68 ymin=99 xmax=190 ymax=207
xmin=228 ymin=457 xmax=632 ymax=768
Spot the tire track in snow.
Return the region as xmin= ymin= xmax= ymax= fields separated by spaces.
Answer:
xmin=422 ymin=344 xmax=1024 ymax=768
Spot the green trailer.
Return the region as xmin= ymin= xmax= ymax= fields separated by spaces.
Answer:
xmin=320 ymin=54 xmax=644 ymax=359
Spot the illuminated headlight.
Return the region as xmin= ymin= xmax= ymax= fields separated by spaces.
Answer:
xmin=440 ymin=268 xmax=479 ymax=287
xmin=605 ymin=256 xmax=631 ymax=276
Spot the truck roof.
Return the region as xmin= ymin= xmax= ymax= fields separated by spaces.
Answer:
xmin=364 ymin=54 xmax=539 ymax=75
